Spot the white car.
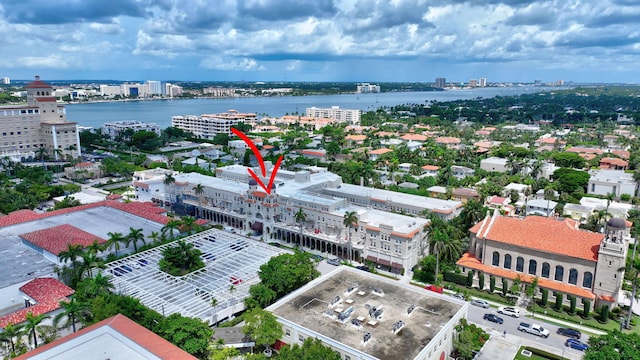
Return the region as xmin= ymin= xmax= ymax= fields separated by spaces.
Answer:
xmin=471 ymin=299 xmax=490 ymax=308
xmin=497 ymin=306 xmax=521 ymax=318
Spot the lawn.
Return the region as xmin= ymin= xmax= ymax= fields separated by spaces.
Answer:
xmin=513 ymin=346 xmax=561 ymax=360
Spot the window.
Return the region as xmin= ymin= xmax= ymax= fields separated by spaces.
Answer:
xmin=285 ymin=329 xmax=290 ymax=336
xmin=568 ymin=268 xmax=578 ymax=285
xmin=555 ymin=265 xmax=564 ymax=281
xmin=504 ymin=254 xmax=512 ymax=269
xmin=542 ymin=262 xmax=550 ymax=278
xmin=298 ymin=335 xmax=304 ymax=342
xmin=492 ymin=251 xmax=499 ymax=266
xmin=516 ymin=257 xmax=524 ymax=272
xmin=528 ymin=260 xmax=537 ymax=275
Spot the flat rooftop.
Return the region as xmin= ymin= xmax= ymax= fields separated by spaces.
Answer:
xmin=104 ymin=229 xmax=287 ymax=322
xmin=270 ymin=267 xmax=465 ymax=360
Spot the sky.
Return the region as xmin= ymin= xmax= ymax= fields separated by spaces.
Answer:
xmin=1 ymin=0 xmax=639 ymax=84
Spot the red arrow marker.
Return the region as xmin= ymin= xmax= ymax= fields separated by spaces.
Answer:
xmin=231 ymin=128 xmax=283 ymax=194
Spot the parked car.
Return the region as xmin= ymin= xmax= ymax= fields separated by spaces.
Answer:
xmin=471 ymin=299 xmax=490 ymax=308
xmin=565 ymin=339 xmax=589 ymax=351
xmin=356 ymin=265 xmax=370 ymax=272
xmin=557 ymin=327 xmax=582 ymax=339
xmin=517 ymin=322 xmax=549 ymax=338
xmin=483 ymin=313 xmax=504 ymax=324
xmin=424 ymin=284 xmax=443 ymax=294
xmin=327 ymin=258 xmax=342 ymax=266
xmin=450 ymin=293 xmax=465 ymax=300
xmin=497 ymin=306 xmax=521 ymax=318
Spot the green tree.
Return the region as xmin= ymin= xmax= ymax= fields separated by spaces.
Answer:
xmin=489 ymin=275 xmax=496 ymax=292
xmin=584 ymin=331 xmax=640 ymax=360
xmin=294 ymin=207 xmax=307 ymax=241
xmin=245 ymin=283 xmax=278 ymax=309
xmin=555 ymin=293 xmax=564 ymax=311
xmin=600 ymin=305 xmax=610 ymax=323
xmin=154 ymin=313 xmax=212 ymax=359
xmin=568 ymin=295 xmax=577 ymax=315
xmin=162 ymin=218 xmax=182 ymax=238
xmin=501 ymin=278 xmax=508 ymax=296
xmin=106 ymin=231 xmax=126 ymax=257
xmin=0 ymin=323 xmax=25 ymax=354
xmin=126 ymin=227 xmax=145 ymax=252
xmin=76 ymin=271 xmax=114 ymax=299
xmin=466 ymin=271 xmax=474 ymax=287
xmin=453 ymin=318 xmax=489 ymax=360
xmin=277 ymin=337 xmax=342 ymax=360
xmin=192 ymin=183 xmax=205 ymax=208
xmin=478 ymin=272 xmax=485 ymax=291
xmin=242 ymin=308 xmax=282 ymax=348
xmin=256 ymin=252 xmax=320 ymax=299
xmin=430 ymin=227 xmax=463 ymax=285
xmin=582 ymin=298 xmax=591 ymax=318
xmin=58 ymin=243 xmax=85 ymax=268
xmin=53 ymin=296 xmax=92 ymax=333
xmin=552 ymin=168 xmax=590 ymax=193
xmin=53 ymin=195 xmax=82 ymax=210
xmin=343 ymin=211 xmax=358 ymax=263
xmin=159 ymin=240 xmax=204 ymax=276
xmin=541 ymin=288 xmax=549 ymax=307
xmin=25 ymin=311 xmax=49 ymax=348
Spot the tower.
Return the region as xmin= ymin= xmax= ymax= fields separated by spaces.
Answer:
xmin=593 ymin=217 xmax=629 ymax=307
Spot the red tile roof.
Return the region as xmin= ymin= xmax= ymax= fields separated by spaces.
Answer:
xmin=0 ymin=200 xmax=168 ymax=227
xmin=471 ymin=216 xmax=604 ymax=261
xmin=14 ymin=314 xmax=197 ymax=359
xmin=0 ymin=278 xmax=74 ymax=328
xmin=435 ymin=136 xmax=461 ymax=144
xmin=369 ymin=148 xmax=393 ymax=155
xmin=20 ymin=224 xmax=106 ymax=256
xmin=456 ymin=253 xmax=596 ymax=300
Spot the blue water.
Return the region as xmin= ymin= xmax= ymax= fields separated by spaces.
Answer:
xmin=66 ymin=86 xmax=557 ymax=129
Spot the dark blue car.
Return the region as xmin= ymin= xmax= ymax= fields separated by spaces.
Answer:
xmin=565 ymin=339 xmax=588 ymax=351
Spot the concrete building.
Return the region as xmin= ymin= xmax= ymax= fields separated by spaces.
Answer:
xmin=563 ymin=197 xmax=633 ymax=223
xmin=132 ymin=168 xmax=179 ymax=203
xmin=267 ymin=266 xmax=467 ymax=360
xmin=171 ymin=110 xmax=257 ymax=139
xmin=451 ymin=165 xmax=475 ymax=179
xmin=0 ymin=76 xmax=81 ymax=160
xmin=2 ymin=77 xmax=9 ymax=85
xmin=525 ymin=198 xmax=557 ymax=217
xmin=480 ymin=157 xmax=509 ymax=173
xmin=479 ymin=78 xmax=487 ymax=87
xmin=306 ymin=106 xmax=361 ymax=125
xmin=587 ymin=169 xmax=636 ymax=197
xmin=356 ymin=83 xmax=381 ymax=93
xmin=102 ymin=120 xmax=162 ymax=139
xmin=458 ymin=214 xmax=630 ymax=309
xmin=145 ymin=165 xmax=460 ymax=273
xmin=435 ymin=77 xmax=446 ymax=88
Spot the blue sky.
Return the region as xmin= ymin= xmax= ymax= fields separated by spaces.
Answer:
xmin=1 ymin=0 xmax=639 ymax=83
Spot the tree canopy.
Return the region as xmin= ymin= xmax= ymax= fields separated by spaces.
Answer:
xmin=585 ymin=331 xmax=640 ymax=360
xmin=277 ymin=337 xmax=342 ymax=360
xmin=242 ymin=308 xmax=282 ymax=348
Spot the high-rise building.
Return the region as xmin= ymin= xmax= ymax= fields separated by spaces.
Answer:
xmin=0 ymin=76 xmax=81 ymax=160
xmin=305 ymin=106 xmax=361 ymax=124
xmin=171 ymin=110 xmax=257 ymax=139
xmin=469 ymin=79 xmax=478 ymax=88
xmin=479 ymin=78 xmax=487 ymax=87
xmin=146 ymin=80 xmax=162 ymax=95
xmin=1 ymin=77 xmax=9 ymax=85
xmin=356 ymin=83 xmax=380 ymax=93
xmin=435 ymin=77 xmax=446 ymax=88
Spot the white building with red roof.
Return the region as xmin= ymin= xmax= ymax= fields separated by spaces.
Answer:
xmin=0 ymin=76 xmax=81 ymax=160
xmin=457 ymin=213 xmax=630 ymax=309
xmin=14 ymin=314 xmax=197 ymax=360
xmin=20 ymin=224 xmax=107 ymax=264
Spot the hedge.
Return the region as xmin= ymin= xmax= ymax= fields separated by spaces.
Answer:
xmin=444 ymin=272 xmax=468 ymax=286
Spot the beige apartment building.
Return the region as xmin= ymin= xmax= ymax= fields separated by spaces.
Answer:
xmin=458 ymin=213 xmax=630 ymax=309
xmin=0 ymin=76 xmax=80 ymax=160
xmin=171 ymin=110 xmax=257 ymax=139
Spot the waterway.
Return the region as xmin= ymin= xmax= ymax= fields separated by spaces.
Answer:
xmin=66 ymin=86 xmax=559 ymax=129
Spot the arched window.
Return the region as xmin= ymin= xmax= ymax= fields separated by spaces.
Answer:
xmin=542 ymin=262 xmax=550 ymax=278
xmin=492 ymin=251 xmax=500 ymax=266
xmin=583 ymin=272 xmax=593 ymax=288
xmin=569 ymin=268 xmax=578 ymax=285
xmin=477 ymin=246 xmax=483 ymax=261
xmin=504 ymin=254 xmax=512 ymax=269
xmin=555 ymin=265 xmax=564 ymax=281
xmin=528 ymin=260 xmax=537 ymax=275
xmin=516 ymin=257 xmax=524 ymax=272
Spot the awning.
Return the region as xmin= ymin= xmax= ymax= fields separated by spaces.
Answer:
xmin=251 ymin=222 xmax=263 ymax=231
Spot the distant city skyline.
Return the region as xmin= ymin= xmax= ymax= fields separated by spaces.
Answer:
xmin=1 ymin=1 xmax=639 ymax=84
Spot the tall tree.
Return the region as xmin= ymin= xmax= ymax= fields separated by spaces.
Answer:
xmin=53 ymin=296 xmax=91 ymax=333
xmin=294 ymin=208 xmax=307 ymax=243
xmin=343 ymin=211 xmax=358 ymax=263
xmin=0 ymin=323 xmax=24 ymax=354
xmin=192 ymin=183 xmax=205 ymax=209
xmin=106 ymin=231 xmax=125 ymax=257
xmin=58 ymin=243 xmax=85 ymax=268
xmin=77 ymin=271 xmax=114 ymax=299
xmin=24 ymin=311 xmax=49 ymax=348
xmin=242 ymin=308 xmax=283 ymax=348
xmin=162 ymin=219 xmax=182 ymax=238
xmin=126 ymin=227 xmax=145 ymax=252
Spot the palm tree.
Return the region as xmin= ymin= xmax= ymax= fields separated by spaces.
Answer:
xmin=193 ymin=183 xmax=205 ymax=214
xmin=25 ymin=311 xmax=49 ymax=348
xmin=0 ymin=323 xmax=24 ymax=354
xmin=162 ymin=219 xmax=182 ymax=238
xmin=180 ymin=216 xmax=198 ymax=235
xmin=163 ymin=173 xmax=175 ymax=204
xmin=53 ymin=296 xmax=91 ymax=333
xmin=81 ymin=271 xmax=114 ymax=298
xmin=106 ymin=232 xmax=125 ymax=257
xmin=294 ymin=208 xmax=306 ymax=244
xmin=86 ymin=239 xmax=105 ymax=256
xmin=79 ymin=251 xmax=104 ymax=278
xmin=430 ymin=228 xmax=463 ymax=285
xmin=544 ymin=187 xmax=555 ymax=217
xmin=148 ymin=231 xmax=161 ymax=245
xmin=35 ymin=147 xmax=48 ymax=170
xmin=126 ymin=227 xmax=145 ymax=252
xmin=58 ymin=243 xmax=85 ymax=268
xmin=52 ymin=147 xmax=63 ymax=161
xmin=343 ymin=211 xmax=358 ymax=263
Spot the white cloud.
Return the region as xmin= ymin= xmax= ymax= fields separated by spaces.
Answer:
xmin=200 ymin=56 xmax=265 ymax=71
